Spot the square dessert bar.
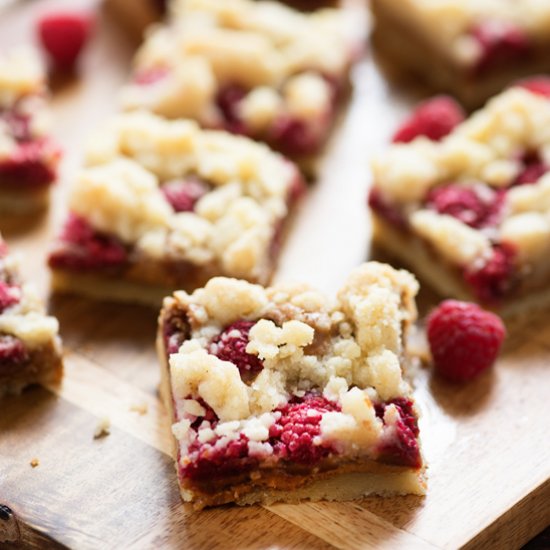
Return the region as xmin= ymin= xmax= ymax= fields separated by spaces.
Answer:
xmin=370 ymin=85 xmax=550 ymax=315
xmin=0 ymin=47 xmax=61 ymax=213
xmin=48 ymin=111 xmax=305 ymax=305
xmin=0 ymin=236 xmax=63 ymax=397
xmin=372 ymin=0 xmax=550 ymax=107
xmin=157 ymin=262 xmax=426 ymax=509
xmin=120 ymin=0 xmax=357 ymax=171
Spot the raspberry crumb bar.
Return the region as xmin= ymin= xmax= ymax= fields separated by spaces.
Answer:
xmin=0 ymin=236 xmax=63 ymax=397
xmin=371 ymin=0 xmax=550 ymax=107
xmin=0 ymin=47 xmax=61 ymax=213
xmin=370 ymin=85 xmax=550 ymax=315
xmin=48 ymin=112 xmax=305 ymax=305
xmin=158 ymin=262 xmax=426 ymax=509
xmin=120 ymin=0 xmax=356 ymax=172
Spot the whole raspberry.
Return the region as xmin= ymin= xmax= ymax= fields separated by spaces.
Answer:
xmin=0 ymin=335 xmax=28 ymax=366
xmin=427 ymin=300 xmax=506 ymax=382
xmin=471 ymin=21 xmax=531 ymax=73
xmin=0 ymin=281 xmax=21 ymax=313
xmin=392 ymin=96 xmax=465 ymax=143
xmin=161 ymin=178 xmax=210 ymax=213
xmin=425 ymin=184 xmax=505 ymax=229
xmin=464 ymin=243 xmax=516 ymax=304
xmin=375 ymin=398 xmax=421 ymax=467
xmin=37 ymin=11 xmax=94 ymax=71
xmin=48 ymin=214 xmax=128 ymax=271
xmin=270 ymin=393 xmax=339 ymax=465
xmin=209 ymin=321 xmax=263 ymax=377
xmin=516 ymin=76 xmax=550 ymax=99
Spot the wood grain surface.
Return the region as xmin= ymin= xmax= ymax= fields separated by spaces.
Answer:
xmin=0 ymin=1 xmax=549 ymax=549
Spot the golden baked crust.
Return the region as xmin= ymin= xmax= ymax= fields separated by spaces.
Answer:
xmin=158 ymin=262 xmax=426 ymax=508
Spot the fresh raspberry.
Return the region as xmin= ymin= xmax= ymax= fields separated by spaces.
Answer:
xmin=48 ymin=214 xmax=128 ymax=271
xmin=375 ymin=398 xmax=421 ymax=468
xmin=368 ymin=188 xmax=408 ymax=229
xmin=209 ymin=321 xmax=263 ymax=377
xmin=269 ymin=393 xmax=339 ymax=465
xmin=0 ymin=281 xmax=21 ymax=313
xmin=162 ymin=310 xmax=191 ymax=355
xmin=425 ymin=184 xmax=505 ymax=229
xmin=161 ymin=178 xmax=210 ymax=213
xmin=392 ymin=96 xmax=465 ymax=144
xmin=464 ymin=243 xmax=516 ymax=304
xmin=427 ymin=300 xmax=506 ymax=382
xmin=471 ymin=21 xmax=531 ymax=73
xmin=514 ymin=151 xmax=548 ymax=186
xmin=216 ymin=84 xmax=248 ymax=134
xmin=0 ymin=335 xmax=28 ymax=367
xmin=0 ymin=140 xmax=59 ymax=189
xmin=269 ymin=115 xmax=322 ymax=157
xmin=515 ymin=76 xmax=550 ymax=99
xmin=37 ymin=11 xmax=94 ymax=70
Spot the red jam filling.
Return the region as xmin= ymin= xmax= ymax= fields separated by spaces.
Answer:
xmin=514 ymin=151 xmax=548 ymax=186
xmin=463 ymin=243 xmax=517 ymax=304
xmin=209 ymin=320 xmax=264 ymax=377
xmin=215 ymin=83 xmax=249 ymax=135
xmin=0 ymin=139 xmax=59 ymax=189
xmin=375 ymin=398 xmax=421 ymax=468
xmin=0 ymin=281 xmax=21 ymax=313
xmin=0 ymin=335 xmax=28 ymax=370
xmin=470 ymin=21 xmax=531 ymax=73
xmin=425 ymin=184 xmax=506 ymax=229
xmin=48 ymin=214 xmax=128 ymax=271
xmin=163 ymin=310 xmax=191 ymax=355
xmin=368 ymin=188 xmax=408 ymax=230
xmin=161 ymin=178 xmax=211 ymax=213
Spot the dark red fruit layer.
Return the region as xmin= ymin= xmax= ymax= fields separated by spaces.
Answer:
xmin=161 ymin=178 xmax=210 ymax=213
xmin=209 ymin=320 xmax=263 ymax=377
xmin=0 ymin=140 xmax=58 ymax=189
xmin=392 ymin=96 xmax=465 ymax=144
xmin=514 ymin=151 xmax=548 ymax=186
xmin=216 ymin=83 xmax=248 ymax=135
xmin=471 ymin=21 xmax=531 ymax=73
xmin=368 ymin=188 xmax=408 ymax=230
xmin=37 ymin=11 xmax=94 ymax=70
xmin=0 ymin=281 xmax=21 ymax=313
xmin=163 ymin=309 xmax=191 ymax=355
xmin=0 ymin=335 xmax=28 ymax=368
xmin=425 ymin=184 xmax=505 ymax=229
xmin=270 ymin=393 xmax=339 ymax=465
xmin=427 ymin=299 xmax=506 ymax=382
xmin=48 ymin=214 xmax=128 ymax=271
xmin=268 ymin=115 xmax=322 ymax=158
xmin=516 ymin=76 xmax=550 ymax=99
xmin=463 ymin=243 xmax=517 ymax=304
xmin=375 ymin=398 xmax=421 ymax=468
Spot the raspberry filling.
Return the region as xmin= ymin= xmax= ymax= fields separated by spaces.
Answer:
xmin=215 ymin=83 xmax=249 ymax=135
xmin=269 ymin=393 xmax=339 ymax=464
xmin=209 ymin=320 xmax=263 ymax=377
xmin=516 ymin=76 xmax=550 ymax=99
xmin=0 ymin=139 xmax=58 ymax=189
xmin=375 ymin=398 xmax=421 ymax=468
xmin=368 ymin=188 xmax=408 ymax=230
xmin=161 ymin=178 xmax=211 ymax=213
xmin=0 ymin=335 xmax=29 ymax=372
xmin=463 ymin=243 xmax=517 ymax=304
xmin=48 ymin=214 xmax=128 ymax=271
xmin=470 ymin=21 xmax=531 ymax=73
xmin=163 ymin=310 xmax=191 ymax=355
xmin=425 ymin=184 xmax=505 ymax=229
xmin=179 ymin=392 xmax=340 ymax=482
xmin=514 ymin=151 xmax=548 ymax=186
xmin=392 ymin=96 xmax=465 ymax=144
xmin=0 ymin=281 xmax=21 ymax=313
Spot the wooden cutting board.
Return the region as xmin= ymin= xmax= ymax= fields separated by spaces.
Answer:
xmin=1 ymin=1 xmax=549 ymax=549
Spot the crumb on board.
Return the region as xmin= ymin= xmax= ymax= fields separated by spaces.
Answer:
xmin=129 ymin=402 xmax=148 ymax=415
xmin=30 ymin=458 xmax=40 ymax=468
xmin=94 ymin=416 xmax=111 ymax=439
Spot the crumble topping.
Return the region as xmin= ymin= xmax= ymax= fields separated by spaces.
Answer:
xmin=120 ymin=0 xmax=355 ymax=132
xmin=372 ymin=88 xmax=550 ymax=269
xmin=166 ymin=262 xmax=420 ymax=460
xmin=0 ymin=47 xmax=44 ymax=105
xmin=66 ymin=111 xmax=299 ymax=278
